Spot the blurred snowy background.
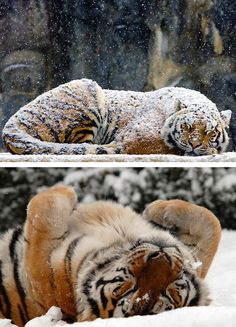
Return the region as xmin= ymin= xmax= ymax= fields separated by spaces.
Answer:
xmin=0 ymin=167 xmax=235 ymax=232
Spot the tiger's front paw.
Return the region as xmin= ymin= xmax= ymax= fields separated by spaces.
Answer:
xmin=27 ymin=186 xmax=78 ymax=236
xmin=143 ymin=199 xmax=214 ymax=239
xmin=143 ymin=199 xmax=195 ymax=236
xmin=106 ymin=141 xmax=123 ymax=154
xmin=46 ymin=185 xmax=78 ymax=207
xmin=209 ymin=148 xmax=218 ymax=155
xmin=143 ymin=199 xmax=221 ymax=278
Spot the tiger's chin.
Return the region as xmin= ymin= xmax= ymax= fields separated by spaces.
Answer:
xmin=164 ymin=134 xmax=222 ymax=156
xmin=183 ymin=148 xmax=219 ymax=156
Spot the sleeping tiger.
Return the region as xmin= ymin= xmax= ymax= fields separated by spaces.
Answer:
xmin=2 ymin=78 xmax=231 ymax=155
xmin=0 ymin=186 xmax=221 ymax=326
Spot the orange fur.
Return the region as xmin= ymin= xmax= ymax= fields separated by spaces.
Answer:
xmin=0 ymin=187 xmax=221 ymax=325
xmin=24 ymin=186 xmax=77 ymax=318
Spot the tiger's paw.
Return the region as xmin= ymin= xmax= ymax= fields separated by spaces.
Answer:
xmin=143 ymin=199 xmax=220 ymax=244
xmin=106 ymin=141 xmax=123 ymax=154
xmin=143 ymin=199 xmax=199 ymax=237
xmin=45 ymin=185 xmax=78 ymax=207
xmin=143 ymin=199 xmax=221 ymax=277
xmin=26 ymin=186 xmax=78 ymax=237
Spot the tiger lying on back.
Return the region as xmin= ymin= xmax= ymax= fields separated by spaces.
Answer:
xmin=0 ymin=186 xmax=221 ymax=326
xmin=2 ymin=79 xmax=231 ymax=155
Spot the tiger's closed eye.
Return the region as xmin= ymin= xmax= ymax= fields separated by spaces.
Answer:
xmin=209 ymin=132 xmax=218 ymax=141
xmin=112 ymin=281 xmax=134 ymax=297
xmin=180 ymin=123 xmax=191 ymax=130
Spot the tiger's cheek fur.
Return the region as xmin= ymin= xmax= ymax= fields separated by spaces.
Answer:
xmin=76 ymin=244 xmax=210 ymax=320
xmin=162 ymin=113 xmax=229 ymax=155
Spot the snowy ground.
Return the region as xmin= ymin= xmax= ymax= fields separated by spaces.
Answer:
xmin=0 ymin=152 xmax=236 ymax=162
xmin=1 ymin=230 xmax=236 ymax=327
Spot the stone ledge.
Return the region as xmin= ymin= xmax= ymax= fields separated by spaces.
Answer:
xmin=0 ymin=152 xmax=236 ymax=162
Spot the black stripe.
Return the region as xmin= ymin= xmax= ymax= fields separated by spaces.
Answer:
xmin=167 ymin=133 xmax=177 ymax=148
xmin=96 ymin=147 xmax=108 ymax=154
xmin=213 ymin=132 xmax=221 ymax=147
xmin=51 ymin=230 xmax=69 ymax=241
xmin=72 ymin=135 xmax=91 ymax=143
xmin=106 ymin=125 xmax=119 ymax=143
xmin=65 ymin=237 xmax=83 ymax=276
xmin=83 ymin=255 xmax=121 ymax=295
xmin=9 ymin=227 xmax=23 ymax=261
xmin=100 ymin=287 xmax=108 ymax=309
xmin=73 ymin=129 xmax=95 ymax=135
xmin=114 ymin=147 xmax=121 ymax=154
xmin=71 ymin=146 xmax=86 ymax=155
xmin=18 ymin=304 xmax=27 ymax=326
xmin=96 ymin=276 xmax=124 ymax=289
xmin=62 ymin=87 xmax=102 ymax=123
xmin=18 ymin=119 xmax=42 ymax=140
xmin=108 ymin=309 xmax=114 ymax=318
xmin=162 ymin=292 xmax=174 ymax=305
xmin=188 ymin=275 xmax=200 ymax=306
xmin=150 ymin=220 xmax=180 ymax=235
xmin=87 ymin=82 xmax=102 ymax=123
xmin=9 ymin=228 xmax=29 ymax=323
xmin=82 ymin=120 xmax=98 ymax=128
xmin=149 ymin=221 xmax=169 ymax=231
xmin=24 ymin=237 xmax=30 ymax=244
xmin=71 ymin=130 xmax=95 ymax=142
xmin=0 ymin=298 xmax=5 ymax=316
xmin=183 ymin=279 xmax=190 ymax=307
xmin=82 ymin=253 xmax=122 ymax=317
xmin=48 ymin=99 xmax=83 ymax=111
xmin=100 ymin=123 xmax=110 ymax=144
xmin=62 ymin=86 xmax=86 ymax=104
xmin=87 ymin=298 xmax=100 ymax=317
xmin=0 ymin=261 xmax=11 ymax=317
xmin=129 ymin=239 xmax=161 ymax=251
xmin=101 ymin=114 xmax=120 ymax=144
xmin=87 ymin=107 xmax=101 ymax=124
xmin=65 ymin=128 xmax=95 ymax=143
xmin=219 ymin=130 xmax=225 ymax=145
xmin=29 ymin=112 xmax=60 ymax=143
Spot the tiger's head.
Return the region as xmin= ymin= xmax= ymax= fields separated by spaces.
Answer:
xmin=76 ymin=236 xmax=209 ymax=321
xmin=161 ymin=102 xmax=231 ymax=156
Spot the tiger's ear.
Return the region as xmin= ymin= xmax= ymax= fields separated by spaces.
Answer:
xmin=142 ymin=199 xmax=221 ymax=279
xmin=220 ymin=110 xmax=232 ymax=127
xmin=174 ymin=99 xmax=185 ymax=112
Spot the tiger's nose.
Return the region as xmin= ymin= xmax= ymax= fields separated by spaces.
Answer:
xmin=189 ymin=140 xmax=200 ymax=149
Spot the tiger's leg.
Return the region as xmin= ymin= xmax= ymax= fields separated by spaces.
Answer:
xmin=24 ymin=186 xmax=77 ymax=313
xmin=143 ymin=199 xmax=221 ymax=278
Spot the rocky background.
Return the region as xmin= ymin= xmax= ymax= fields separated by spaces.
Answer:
xmin=0 ymin=0 xmax=236 ymax=149
xmin=0 ymin=167 xmax=235 ymax=232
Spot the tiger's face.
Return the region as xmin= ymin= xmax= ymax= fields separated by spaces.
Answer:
xmin=76 ymin=239 xmax=209 ymax=321
xmin=162 ymin=107 xmax=231 ymax=156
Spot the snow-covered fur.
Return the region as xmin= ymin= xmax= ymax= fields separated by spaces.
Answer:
xmin=2 ymin=79 xmax=231 ymax=155
xmin=0 ymin=186 xmax=221 ymax=327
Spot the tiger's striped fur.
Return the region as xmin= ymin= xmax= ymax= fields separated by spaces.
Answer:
xmin=2 ymin=79 xmax=231 ymax=155
xmin=0 ymin=186 xmax=221 ymax=326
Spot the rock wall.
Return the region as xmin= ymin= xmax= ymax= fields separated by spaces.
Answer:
xmin=0 ymin=0 xmax=236 ymax=149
